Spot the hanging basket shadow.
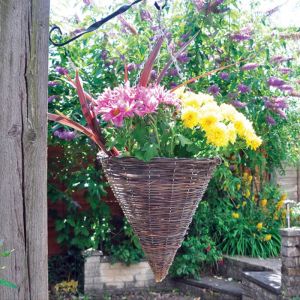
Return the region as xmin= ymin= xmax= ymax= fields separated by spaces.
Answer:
xmin=100 ymin=156 xmax=220 ymax=282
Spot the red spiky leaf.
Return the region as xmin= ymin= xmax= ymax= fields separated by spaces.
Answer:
xmin=139 ymin=36 xmax=164 ymax=87
xmin=66 ymin=75 xmax=97 ymax=105
xmin=48 ymin=112 xmax=109 ymax=154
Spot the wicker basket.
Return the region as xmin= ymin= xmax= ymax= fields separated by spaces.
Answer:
xmin=100 ymin=156 xmax=219 ymax=282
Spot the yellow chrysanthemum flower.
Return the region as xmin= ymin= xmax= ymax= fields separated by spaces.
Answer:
xmin=256 ymin=223 xmax=263 ymax=230
xmin=264 ymin=234 xmax=272 ymax=241
xmin=260 ymin=199 xmax=268 ymax=207
xmin=181 ymin=107 xmax=199 ymax=128
xmin=242 ymin=201 xmax=247 ymax=207
xmin=232 ymin=212 xmax=240 ymax=219
xmin=220 ymin=103 xmax=238 ymax=122
xmin=233 ymin=115 xmax=253 ymax=137
xmin=237 ymin=184 xmax=241 ymax=191
xmin=245 ymin=133 xmax=263 ymax=150
xmin=196 ymin=92 xmax=214 ymax=105
xmin=205 ymin=122 xmax=229 ymax=147
xmin=227 ymin=123 xmax=237 ymax=144
xmin=200 ymin=102 xmax=220 ymax=113
xmin=198 ymin=112 xmax=221 ymax=130
xmin=181 ymin=92 xmax=203 ymax=109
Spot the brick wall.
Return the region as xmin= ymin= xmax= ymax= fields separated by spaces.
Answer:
xmin=281 ymin=227 xmax=300 ymax=299
xmin=84 ymin=251 xmax=155 ymax=297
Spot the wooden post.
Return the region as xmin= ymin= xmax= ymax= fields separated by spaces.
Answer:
xmin=0 ymin=0 xmax=49 ymax=299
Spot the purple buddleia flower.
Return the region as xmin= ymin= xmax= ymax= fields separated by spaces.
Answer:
xmin=177 ymin=52 xmax=190 ymax=63
xmin=48 ymin=81 xmax=60 ymax=87
xmin=264 ymin=97 xmax=288 ymax=118
xmin=277 ymin=109 xmax=287 ymax=119
xmin=150 ymin=25 xmax=159 ymax=32
xmin=48 ymin=95 xmax=58 ymax=103
xmin=100 ymin=50 xmax=108 ymax=60
xmin=231 ymin=27 xmax=252 ymax=42
xmin=150 ymin=70 xmax=157 ymax=80
xmin=170 ymin=82 xmax=178 ymax=89
xmin=54 ymin=129 xmax=76 ymax=141
xmin=180 ymin=33 xmax=190 ymax=40
xmin=270 ymin=55 xmax=293 ymax=64
xmin=83 ymin=0 xmax=91 ymax=5
xmin=140 ymin=9 xmax=152 ymax=22
xmin=274 ymin=98 xmax=288 ymax=109
xmin=214 ymin=0 xmax=225 ymax=5
xmin=264 ymin=99 xmax=273 ymax=109
xmin=169 ymin=68 xmax=179 ymax=76
xmin=270 ymin=56 xmax=284 ymax=63
xmin=193 ymin=0 xmax=206 ymax=12
xmin=231 ymin=100 xmax=247 ymax=108
xmin=219 ymin=72 xmax=229 ymax=80
xmin=238 ymin=84 xmax=251 ymax=94
xmin=56 ymin=66 xmax=68 ymax=76
xmin=127 ymin=63 xmax=136 ymax=72
xmin=241 ymin=63 xmax=259 ymax=71
xmin=266 ymin=115 xmax=276 ymax=126
xmin=279 ymin=67 xmax=292 ymax=74
xmin=268 ymin=76 xmax=285 ymax=87
xmin=208 ymin=84 xmax=220 ymax=95
xmin=278 ymin=85 xmax=294 ymax=93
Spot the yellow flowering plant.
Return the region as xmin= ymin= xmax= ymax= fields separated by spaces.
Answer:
xmin=208 ymin=173 xmax=286 ymax=257
xmin=176 ymin=88 xmax=262 ymax=157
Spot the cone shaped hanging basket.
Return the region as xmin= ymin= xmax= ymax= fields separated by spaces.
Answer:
xmin=100 ymin=156 xmax=219 ymax=282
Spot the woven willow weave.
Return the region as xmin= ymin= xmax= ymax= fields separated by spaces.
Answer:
xmin=100 ymin=156 xmax=219 ymax=282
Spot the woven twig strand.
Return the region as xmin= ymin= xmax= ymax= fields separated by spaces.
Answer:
xmin=100 ymin=157 xmax=219 ymax=282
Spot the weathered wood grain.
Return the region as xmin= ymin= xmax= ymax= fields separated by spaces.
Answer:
xmin=276 ymin=165 xmax=300 ymax=202
xmin=0 ymin=0 xmax=49 ymax=299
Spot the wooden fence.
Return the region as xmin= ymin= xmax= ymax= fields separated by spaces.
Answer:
xmin=275 ymin=165 xmax=300 ymax=202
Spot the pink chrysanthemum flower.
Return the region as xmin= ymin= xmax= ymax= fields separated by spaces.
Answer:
xmin=95 ymin=85 xmax=180 ymax=127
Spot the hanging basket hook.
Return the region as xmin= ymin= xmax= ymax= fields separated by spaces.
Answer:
xmin=49 ymin=0 xmax=143 ymax=47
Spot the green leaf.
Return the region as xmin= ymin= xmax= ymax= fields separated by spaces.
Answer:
xmin=0 ymin=278 xmax=17 ymax=289
xmin=177 ymin=134 xmax=192 ymax=147
xmin=0 ymin=250 xmax=12 ymax=258
xmin=143 ymin=144 xmax=159 ymax=161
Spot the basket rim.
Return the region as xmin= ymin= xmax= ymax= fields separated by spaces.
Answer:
xmin=98 ymin=154 xmax=221 ymax=164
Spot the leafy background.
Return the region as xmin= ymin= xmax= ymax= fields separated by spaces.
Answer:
xmin=47 ymin=0 xmax=300 ymax=288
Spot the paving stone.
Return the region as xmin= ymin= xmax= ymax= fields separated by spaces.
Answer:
xmin=178 ymin=277 xmax=244 ymax=297
xmin=242 ymin=271 xmax=281 ymax=295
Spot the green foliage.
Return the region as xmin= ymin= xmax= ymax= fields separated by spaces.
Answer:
xmin=108 ymin=220 xmax=144 ymax=265
xmin=204 ymin=171 xmax=284 ymax=258
xmin=0 ymin=240 xmax=17 ymax=289
xmin=48 ymin=0 xmax=300 ymax=281
xmin=170 ymin=202 xmax=222 ymax=278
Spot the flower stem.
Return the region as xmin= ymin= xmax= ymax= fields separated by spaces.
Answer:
xmin=149 ymin=114 xmax=161 ymax=155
